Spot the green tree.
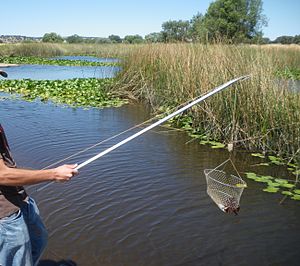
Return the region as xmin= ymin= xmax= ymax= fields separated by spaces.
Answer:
xmin=42 ymin=32 xmax=64 ymax=43
xmin=294 ymin=35 xmax=300 ymax=44
xmin=144 ymin=32 xmax=163 ymax=43
xmin=108 ymin=35 xmax=122 ymax=43
xmin=124 ymin=35 xmax=144 ymax=44
xmin=161 ymin=20 xmax=190 ymax=42
xmin=66 ymin=34 xmax=83 ymax=44
xmin=203 ymin=0 xmax=267 ymax=42
xmin=189 ymin=13 xmax=207 ymax=42
xmin=95 ymin=37 xmax=112 ymax=44
xmin=274 ymin=36 xmax=294 ymax=44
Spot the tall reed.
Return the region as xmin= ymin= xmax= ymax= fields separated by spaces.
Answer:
xmin=0 ymin=43 xmax=138 ymax=58
xmin=114 ymin=43 xmax=300 ymax=163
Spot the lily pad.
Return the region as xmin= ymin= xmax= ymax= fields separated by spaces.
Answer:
xmin=268 ymin=156 xmax=284 ymax=165
xmin=292 ymin=170 xmax=300 ymax=175
xmin=282 ymin=191 xmax=293 ymax=196
xmin=281 ymin=183 xmax=295 ymax=189
xmin=263 ymin=187 xmax=280 ymax=193
xmin=254 ymin=177 xmax=269 ymax=183
xmin=245 ymin=172 xmax=258 ymax=180
xmin=267 ymin=181 xmax=281 ymax=187
xmin=274 ymin=178 xmax=288 ymax=184
xmin=291 ymin=195 xmax=300 ymax=201
xmin=293 ymin=189 xmax=300 ymax=195
xmin=260 ymin=175 xmax=274 ymax=180
xmin=256 ymin=163 xmax=270 ymax=166
xmin=200 ymin=140 xmax=209 ymax=145
xmin=251 ymin=153 xmax=265 ymax=158
xmin=211 ymin=143 xmax=225 ymax=149
xmin=287 ymin=162 xmax=297 ymax=168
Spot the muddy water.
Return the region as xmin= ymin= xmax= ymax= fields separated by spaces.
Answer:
xmin=1 ymin=97 xmax=299 ymax=266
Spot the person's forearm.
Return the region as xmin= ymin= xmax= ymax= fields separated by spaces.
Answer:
xmin=0 ymin=167 xmax=56 ymax=186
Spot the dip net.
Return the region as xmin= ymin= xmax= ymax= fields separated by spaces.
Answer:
xmin=204 ymin=158 xmax=247 ymax=215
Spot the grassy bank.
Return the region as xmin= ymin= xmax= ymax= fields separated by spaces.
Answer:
xmin=0 ymin=42 xmax=137 ymax=58
xmin=113 ymin=43 xmax=300 ymax=164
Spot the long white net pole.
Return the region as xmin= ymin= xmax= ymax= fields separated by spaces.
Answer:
xmin=76 ymin=75 xmax=250 ymax=170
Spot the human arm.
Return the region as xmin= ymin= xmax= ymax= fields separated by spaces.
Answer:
xmin=0 ymin=159 xmax=78 ymax=186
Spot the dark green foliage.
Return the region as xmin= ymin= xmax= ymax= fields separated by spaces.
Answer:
xmin=123 ymin=35 xmax=144 ymax=44
xmin=161 ymin=20 xmax=191 ymax=42
xmin=108 ymin=35 xmax=122 ymax=43
xmin=276 ymin=67 xmax=300 ymax=80
xmin=189 ymin=13 xmax=207 ymax=42
xmin=201 ymin=0 xmax=267 ymax=42
xmin=145 ymin=32 xmax=163 ymax=43
xmin=273 ymin=35 xmax=300 ymax=44
xmin=66 ymin=34 xmax=84 ymax=44
xmin=42 ymin=32 xmax=64 ymax=43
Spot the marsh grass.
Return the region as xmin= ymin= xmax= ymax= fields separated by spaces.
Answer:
xmin=113 ymin=43 xmax=300 ymax=163
xmin=0 ymin=43 xmax=138 ymax=58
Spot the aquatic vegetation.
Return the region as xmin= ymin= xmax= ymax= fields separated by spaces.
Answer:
xmin=0 ymin=78 xmax=126 ymax=108
xmin=251 ymin=153 xmax=265 ymax=158
xmin=0 ymin=56 xmax=118 ymax=67
xmin=113 ymin=43 xmax=300 ymax=164
xmin=276 ymin=67 xmax=300 ymax=80
xmin=245 ymin=172 xmax=299 ymax=200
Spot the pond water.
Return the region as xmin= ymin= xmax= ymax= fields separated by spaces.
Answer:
xmin=0 ymin=64 xmax=120 ymax=80
xmin=0 ymin=56 xmax=120 ymax=80
xmin=1 ymin=97 xmax=299 ymax=266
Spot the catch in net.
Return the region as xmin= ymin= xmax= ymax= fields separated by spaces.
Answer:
xmin=204 ymin=160 xmax=247 ymax=215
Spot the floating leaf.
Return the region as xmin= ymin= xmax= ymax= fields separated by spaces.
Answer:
xmin=263 ymin=187 xmax=280 ymax=193
xmin=251 ymin=153 xmax=265 ymax=158
xmin=245 ymin=172 xmax=258 ymax=180
xmin=292 ymin=169 xmax=300 ymax=175
xmin=274 ymin=178 xmax=288 ymax=184
xmin=255 ymin=177 xmax=269 ymax=183
xmin=282 ymin=191 xmax=293 ymax=196
xmin=267 ymin=181 xmax=281 ymax=187
xmin=200 ymin=140 xmax=209 ymax=145
xmin=188 ymin=133 xmax=201 ymax=139
xmin=281 ymin=183 xmax=295 ymax=189
xmin=256 ymin=163 xmax=270 ymax=166
xmin=291 ymin=194 xmax=300 ymax=201
xmin=211 ymin=143 xmax=225 ymax=149
xmin=260 ymin=175 xmax=274 ymax=180
xmin=268 ymin=155 xmax=285 ymax=165
xmin=287 ymin=162 xmax=297 ymax=168
xmin=293 ymin=189 xmax=300 ymax=195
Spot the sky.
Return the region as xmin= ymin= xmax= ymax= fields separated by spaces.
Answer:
xmin=1 ymin=0 xmax=299 ymax=41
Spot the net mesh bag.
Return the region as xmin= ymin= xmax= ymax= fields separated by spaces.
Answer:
xmin=204 ymin=168 xmax=247 ymax=214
